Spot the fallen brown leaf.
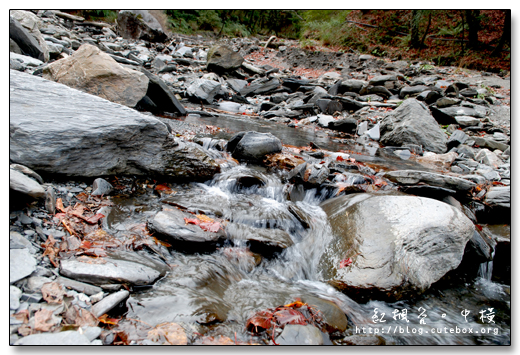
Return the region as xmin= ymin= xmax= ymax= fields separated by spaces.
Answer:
xmin=41 ymin=282 xmax=65 ymax=304
xmin=147 ymin=322 xmax=187 ymax=345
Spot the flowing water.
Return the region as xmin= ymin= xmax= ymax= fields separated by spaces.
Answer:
xmin=107 ymin=113 xmax=510 ymax=345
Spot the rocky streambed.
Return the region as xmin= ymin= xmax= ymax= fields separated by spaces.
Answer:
xmin=10 ymin=10 xmax=510 ymax=345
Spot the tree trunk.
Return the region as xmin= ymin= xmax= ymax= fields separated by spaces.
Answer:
xmin=492 ymin=10 xmax=511 ymax=56
xmin=465 ymin=10 xmax=480 ymax=49
xmin=419 ymin=12 xmax=432 ymax=48
xmin=410 ymin=10 xmax=421 ymax=49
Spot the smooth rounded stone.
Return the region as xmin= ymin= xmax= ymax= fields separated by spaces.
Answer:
xmin=91 ymin=290 xmax=129 ymax=317
xmin=10 ymin=286 xmax=22 ymax=310
xmin=318 ymin=193 xmax=475 ymax=301
xmin=59 ymin=252 xmax=166 ymax=286
xmin=25 ymin=276 xmax=53 ymax=293
xmin=9 ymin=169 xmax=45 ymax=198
xmin=43 ymin=44 xmax=149 ymax=107
xmin=455 ymin=115 xmax=481 ymax=127
xmin=459 ymin=88 xmax=478 ymax=97
xmin=380 ymin=99 xmax=447 ymax=154
xmin=56 ymin=276 xmax=103 ymax=296
xmin=436 ymin=97 xmax=461 ymax=108
xmin=149 ymin=208 xmax=225 ymax=244
xmin=10 ymin=231 xmax=36 ymax=252
xmin=301 ymin=296 xmax=348 ymax=333
xmin=218 ymin=101 xmax=243 ymax=113
xmin=399 ymin=85 xmax=429 ymax=98
xmin=359 ymin=54 xmax=374 ymax=60
xmin=91 ymin=178 xmax=113 ymax=196
xmin=10 ymin=249 xmax=37 ymax=284
xmin=225 ymin=222 xmax=294 ymax=253
xmin=10 ymin=70 xmax=219 ymax=180
xmin=116 ymin=10 xmax=167 ymax=42
xmin=227 ymin=131 xmax=282 ymax=161
xmin=206 ymin=44 xmax=244 ymax=73
xmin=14 ymin=331 xmax=92 ymax=345
xmin=10 ymin=58 xmax=25 ymax=71
xmin=369 ymin=74 xmax=398 ymax=86
xmin=485 ymin=186 xmax=510 ymax=208
xmin=275 ymin=324 xmax=324 ymax=345
xmin=383 ymin=170 xmax=476 ymax=193
xmin=339 ymin=79 xmax=367 ymax=94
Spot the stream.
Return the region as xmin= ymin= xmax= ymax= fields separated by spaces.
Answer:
xmin=106 ymin=112 xmax=510 ymax=345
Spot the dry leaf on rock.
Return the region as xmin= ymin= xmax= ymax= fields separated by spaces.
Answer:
xmin=34 ymin=309 xmax=57 ymax=331
xmin=41 ymin=282 xmax=65 ymax=304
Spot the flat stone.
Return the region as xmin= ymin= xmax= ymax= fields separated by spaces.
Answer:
xmin=9 ymin=169 xmax=45 ymax=198
xmin=275 ymin=324 xmax=323 ymax=345
xmin=10 ymin=248 xmax=37 ymax=284
xmin=56 ymin=276 xmax=103 ymax=296
xmin=455 ymin=116 xmax=481 ymax=127
xmin=485 ymin=186 xmax=510 ymax=208
xmin=10 ymin=231 xmax=36 ymax=252
xmin=14 ymin=331 xmax=91 ymax=345
xmin=383 ymin=170 xmax=476 ymax=193
xmin=91 ymin=290 xmax=129 ymax=317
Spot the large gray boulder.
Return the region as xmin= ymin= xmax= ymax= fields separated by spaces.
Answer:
xmin=42 ymin=44 xmax=149 ymax=107
xmin=383 ymin=170 xmax=476 ymax=193
xmin=9 ymin=10 xmax=50 ymax=62
xmin=318 ymin=193 xmax=475 ymax=301
xmin=380 ymin=99 xmax=448 ymax=153
xmin=116 ymin=10 xmax=167 ymax=42
xmin=10 ymin=70 xmax=220 ymax=180
xmin=226 ymin=131 xmax=282 ymax=161
xmin=206 ymin=44 xmax=244 ymax=73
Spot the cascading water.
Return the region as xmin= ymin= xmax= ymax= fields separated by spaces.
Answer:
xmin=106 ymin=122 xmax=509 ymax=345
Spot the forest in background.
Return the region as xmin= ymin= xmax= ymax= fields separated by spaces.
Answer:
xmin=74 ymin=10 xmax=511 ymax=72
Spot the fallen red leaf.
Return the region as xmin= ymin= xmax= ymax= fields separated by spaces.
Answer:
xmin=184 ymin=218 xmax=200 ymax=225
xmin=155 ymin=184 xmax=172 ymax=192
xmin=339 ymin=257 xmax=353 ymax=268
xmin=336 ymin=156 xmax=345 ymax=162
xmin=81 ymin=213 xmax=105 ymax=224
xmin=246 ymin=310 xmax=273 ymax=334
xmin=274 ymin=308 xmax=308 ymax=326
xmin=199 ymin=222 xmax=221 ymax=233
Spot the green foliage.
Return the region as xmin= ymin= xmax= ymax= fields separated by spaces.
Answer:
xmin=80 ymin=10 xmax=118 ymax=23
xmin=300 ymin=11 xmax=352 ymax=46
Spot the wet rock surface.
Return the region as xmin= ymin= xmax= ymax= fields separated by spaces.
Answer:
xmin=318 ymin=193 xmax=475 ymax=301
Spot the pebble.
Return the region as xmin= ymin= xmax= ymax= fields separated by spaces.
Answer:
xmin=10 ymin=286 xmax=22 ymax=310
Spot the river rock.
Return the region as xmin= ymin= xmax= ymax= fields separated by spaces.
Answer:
xmin=91 ymin=290 xmax=130 ymax=317
xmin=301 ymin=296 xmax=348 ymax=333
xmin=206 ymin=44 xmax=244 ymax=73
xmin=440 ymin=106 xmax=485 ymax=118
xmin=476 ymin=149 xmax=502 ymax=168
xmin=10 ymin=70 xmax=220 ymax=180
xmin=42 ymin=44 xmax=149 ymax=107
xmin=485 ymin=186 xmax=510 ymax=208
xmin=455 ymin=115 xmax=481 ymax=127
xmin=318 ymin=193 xmax=475 ymax=301
xmin=339 ymin=79 xmax=366 ymax=94
xmin=116 ymin=10 xmax=167 ymax=42
xmin=447 ymin=130 xmax=468 ymax=149
xmin=9 ymin=16 xmax=46 ymax=62
xmin=56 ymin=276 xmax=103 ymax=296
xmin=472 ymin=137 xmax=509 ymax=151
xmin=137 ymin=68 xmax=187 ymax=115
xmin=399 ymin=85 xmax=429 ymax=98
xmin=91 ymin=178 xmax=113 ymax=196
xmin=10 ymin=286 xmax=22 ymax=310
xmin=10 ymin=248 xmax=37 ymax=283
xmin=10 ymin=169 xmax=45 ymax=198
xmin=187 ymin=79 xmax=221 ymax=104
xmin=275 ymin=324 xmax=324 ymax=345
xmin=148 ymin=208 xmax=226 ymax=244
xmin=328 ymin=117 xmax=357 ymax=133
xmin=10 ymin=231 xmax=36 ymax=252
xmin=226 ymin=131 xmax=282 ymax=161
xmin=380 ymin=99 xmax=447 ymax=153
xmin=14 ymin=331 xmax=92 ymax=345
xmin=240 ymin=78 xmax=280 ymax=97
xmin=383 ymin=170 xmax=476 ymax=193
xmin=59 ymin=252 xmax=167 ymax=286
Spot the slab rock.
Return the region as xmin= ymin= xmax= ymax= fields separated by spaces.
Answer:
xmin=383 ymin=170 xmax=476 ymax=193
xmin=10 ymin=248 xmax=37 ymax=284
xmin=59 ymin=251 xmax=169 ymax=286
xmin=318 ymin=193 xmax=475 ymax=301
xmin=380 ymin=98 xmax=447 ymax=153
xmin=14 ymin=331 xmax=91 ymax=345
xmin=42 ymin=44 xmax=149 ymax=107
xmin=10 ymin=168 xmax=45 ymax=198
xmin=10 ymin=70 xmax=220 ymax=180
